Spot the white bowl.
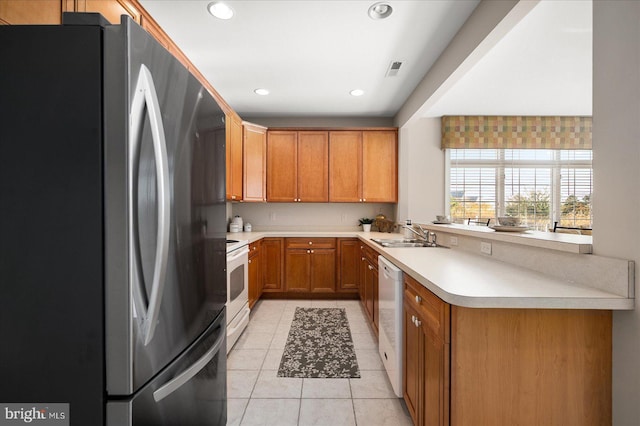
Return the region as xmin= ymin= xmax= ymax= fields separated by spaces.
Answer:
xmin=497 ymin=217 xmax=520 ymax=226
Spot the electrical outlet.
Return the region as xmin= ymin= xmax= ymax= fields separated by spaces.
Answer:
xmin=480 ymin=241 xmax=492 ymax=255
xmin=449 ymin=236 xmax=458 ymax=246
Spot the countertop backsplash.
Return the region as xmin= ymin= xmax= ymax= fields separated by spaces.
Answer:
xmin=231 ymin=202 xmax=395 ymax=232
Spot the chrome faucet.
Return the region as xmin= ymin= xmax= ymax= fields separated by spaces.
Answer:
xmin=402 ymin=224 xmax=437 ymax=246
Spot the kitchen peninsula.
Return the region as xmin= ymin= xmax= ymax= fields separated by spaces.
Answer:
xmin=230 ymin=227 xmax=632 ymax=425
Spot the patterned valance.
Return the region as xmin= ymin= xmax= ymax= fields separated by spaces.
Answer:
xmin=441 ymin=116 xmax=592 ymax=150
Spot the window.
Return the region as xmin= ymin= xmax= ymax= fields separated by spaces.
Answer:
xmin=448 ymin=149 xmax=592 ymax=231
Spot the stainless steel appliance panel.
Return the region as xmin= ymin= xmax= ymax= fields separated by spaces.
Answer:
xmin=104 ymin=18 xmax=227 ymax=396
xmin=107 ymin=311 xmax=227 ymax=426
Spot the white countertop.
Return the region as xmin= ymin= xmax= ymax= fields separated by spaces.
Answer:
xmin=227 ymin=230 xmax=633 ymax=310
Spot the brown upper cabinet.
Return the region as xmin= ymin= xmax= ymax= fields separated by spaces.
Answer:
xmin=226 ymin=114 xmax=243 ymax=201
xmin=329 ymin=130 xmax=397 ymax=203
xmin=267 ymin=130 xmax=329 ymax=202
xmin=0 ymin=0 xmax=142 ymax=25
xmin=243 ymin=122 xmax=267 ymax=202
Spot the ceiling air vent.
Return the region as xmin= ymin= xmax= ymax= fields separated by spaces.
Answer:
xmin=386 ymin=61 xmax=403 ymax=77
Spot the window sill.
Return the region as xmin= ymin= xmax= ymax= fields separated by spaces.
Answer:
xmin=424 ymin=223 xmax=593 ymax=254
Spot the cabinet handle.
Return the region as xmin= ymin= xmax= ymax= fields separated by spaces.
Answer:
xmin=310 ymin=250 xmax=314 ymax=254
xmin=363 ymin=198 xmax=366 ymax=202
xmin=415 ymin=318 xmax=421 ymax=327
xmin=231 ymin=195 xmax=236 ymax=200
xmin=248 ymin=260 xmax=252 ymax=264
xmin=359 ymin=198 xmax=362 ymax=202
xmin=307 ymin=249 xmax=310 ymax=254
xmin=361 ymin=257 xmax=365 ymax=261
xmin=309 ymin=241 xmax=313 ymax=245
xmin=415 ymin=295 xmax=422 ymax=303
xmin=368 ymin=264 xmax=373 ymax=270
xmin=411 ymin=315 xmax=416 ymax=323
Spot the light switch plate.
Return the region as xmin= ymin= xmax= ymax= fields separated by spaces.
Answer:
xmin=480 ymin=241 xmax=492 ymax=255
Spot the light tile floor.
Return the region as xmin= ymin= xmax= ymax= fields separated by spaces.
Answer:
xmin=226 ymin=299 xmax=413 ymax=426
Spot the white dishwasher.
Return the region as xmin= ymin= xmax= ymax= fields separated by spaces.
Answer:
xmin=378 ymin=255 xmax=404 ymax=397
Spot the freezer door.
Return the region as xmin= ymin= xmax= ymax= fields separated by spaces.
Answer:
xmin=104 ymin=17 xmax=227 ymax=396
xmin=107 ymin=311 xmax=227 ymax=426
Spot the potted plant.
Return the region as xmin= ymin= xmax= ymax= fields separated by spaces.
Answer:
xmin=359 ymin=218 xmax=374 ymax=232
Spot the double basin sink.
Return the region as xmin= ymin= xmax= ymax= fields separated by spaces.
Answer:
xmin=370 ymin=238 xmax=446 ymax=248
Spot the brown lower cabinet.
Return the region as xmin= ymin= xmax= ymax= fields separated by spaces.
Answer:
xmin=359 ymin=243 xmax=379 ymax=335
xmin=285 ymin=238 xmax=336 ymax=293
xmin=403 ymin=274 xmax=450 ymax=426
xmin=261 ymin=238 xmax=283 ymax=292
xmin=337 ymin=238 xmax=359 ymax=293
xmin=248 ymin=241 xmax=261 ymax=309
xmin=403 ymin=273 xmax=612 ymax=426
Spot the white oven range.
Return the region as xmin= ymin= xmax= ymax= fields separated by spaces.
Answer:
xmin=226 ymin=239 xmax=250 ymax=353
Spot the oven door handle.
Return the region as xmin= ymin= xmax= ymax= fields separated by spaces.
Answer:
xmin=227 ymin=246 xmax=249 ymax=262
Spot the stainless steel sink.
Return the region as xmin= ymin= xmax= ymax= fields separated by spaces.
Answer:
xmin=370 ymin=238 xmax=444 ymax=248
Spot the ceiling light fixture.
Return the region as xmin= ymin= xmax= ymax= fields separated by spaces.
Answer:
xmin=368 ymin=2 xmax=393 ymax=20
xmin=350 ymin=89 xmax=365 ymax=97
xmin=254 ymin=88 xmax=269 ymax=96
xmin=207 ymin=1 xmax=234 ymax=20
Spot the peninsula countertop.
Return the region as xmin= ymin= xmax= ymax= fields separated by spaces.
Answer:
xmin=227 ymin=230 xmax=634 ymax=310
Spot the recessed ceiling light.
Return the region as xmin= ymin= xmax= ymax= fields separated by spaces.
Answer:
xmin=207 ymin=1 xmax=234 ymax=20
xmin=254 ymin=88 xmax=269 ymax=96
xmin=350 ymin=89 xmax=365 ymax=97
xmin=368 ymin=2 xmax=393 ymax=20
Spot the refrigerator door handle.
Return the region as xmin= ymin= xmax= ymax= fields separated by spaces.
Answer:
xmin=129 ymin=64 xmax=171 ymax=346
xmin=152 ymin=326 xmax=225 ymax=402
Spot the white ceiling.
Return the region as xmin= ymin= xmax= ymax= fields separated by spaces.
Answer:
xmin=139 ymin=0 xmax=592 ymax=119
xmin=139 ymin=0 xmax=480 ymax=117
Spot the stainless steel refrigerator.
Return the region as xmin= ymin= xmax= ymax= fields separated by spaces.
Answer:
xmin=0 ymin=13 xmax=227 ymax=425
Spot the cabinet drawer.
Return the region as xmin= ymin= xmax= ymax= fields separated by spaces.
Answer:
xmin=404 ymin=274 xmax=449 ymax=342
xmin=286 ymin=237 xmax=336 ymax=249
xmin=249 ymin=241 xmax=260 ymax=258
xmin=360 ymin=244 xmax=379 ymax=266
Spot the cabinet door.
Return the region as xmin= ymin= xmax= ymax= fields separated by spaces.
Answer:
xmin=364 ymin=260 xmax=375 ymax=324
xmin=372 ymin=265 xmax=379 ymax=333
xmin=248 ymin=250 xmax=259 ymax=309
xmin=310 ymin=248 xmax=336 ymax=293
xmin=329 ymin=131 xmax=362 ymax=202
xmin=423 ymin=328 xmax=448 ymax=426
xmin=404 ymin=302 xmax=422 ymax=426
xmin=358 ymin=247 xmax=367 ymax=303
xmin=262 ymin=238 xmax=283 ymax=291
xmin=243 ymin=123 xmax=267 ymax=202
xmin=362 ymin=130 xmax=397 ymax=202
xmin=285 ymin=249 xmax=311 ymax=292
xmin=297 ymin=131 xmax=328 ymax=202
xmin=337 ymin=238 xmax=359 ymax=292
xmin=226 ymin=114 xmax=243 ymax=201
xmin=267 ymin=131 xmax=297 ymax=202
xmin=248 ymin=242 xmax=262 ymax=309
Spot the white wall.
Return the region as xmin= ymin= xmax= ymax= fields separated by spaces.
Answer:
xmin=396 ymin=118 xmax=444 ymax=224
xmin=592 ymin=1 xmax=640 ymax=423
